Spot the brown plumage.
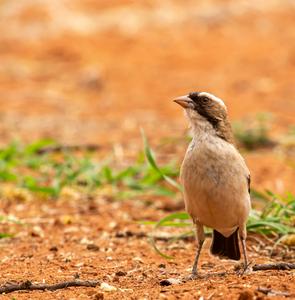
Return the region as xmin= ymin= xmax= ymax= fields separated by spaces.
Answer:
xmin=174 ymin=92 xmax=251 ymax=278
xmin=186 ymin=92 xmax=235 ymax=144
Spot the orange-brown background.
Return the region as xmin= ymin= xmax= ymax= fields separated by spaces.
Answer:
xmin=0 ymin=0 xmax=294 ymax=192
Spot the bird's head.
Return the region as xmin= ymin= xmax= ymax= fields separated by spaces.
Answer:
xmin=174 ymin=92 xmax=233 ymax=142
xmin=173 ymin=92 xmax=228 ymax=129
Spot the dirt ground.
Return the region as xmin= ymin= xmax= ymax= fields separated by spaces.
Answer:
xmin=0 ymin=0 xmax=294 ymax=299
xmin=0 ymin=196 xmax=294 ymax=300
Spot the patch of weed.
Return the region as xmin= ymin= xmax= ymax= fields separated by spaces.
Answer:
xmin=233 ymin=112 xmax=274 ymax=150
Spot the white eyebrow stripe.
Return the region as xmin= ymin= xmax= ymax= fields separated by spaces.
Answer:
xmin=198 ymin=92 xmax=227 ymax=110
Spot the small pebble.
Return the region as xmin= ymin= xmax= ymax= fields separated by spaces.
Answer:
xmin=49 ymin=246 xmax=58 ymax=252
xmin=238 ymin=290 xmax=254 ymax=300
xmin=115 ymin=271 xmax=127 ymax=276
xmin=100 ymin=282 xmax=117 ymax=292
xmin=87 ymin=244 xmax=100 ymax=251
xmin=159 ymin=278 xmax=181 ymax=286
xmin=93 ymin=292 xmax=104 ymax=300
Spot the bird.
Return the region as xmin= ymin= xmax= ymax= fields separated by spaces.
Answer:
xmin=173 ymin=91 xmax=251 ymax=278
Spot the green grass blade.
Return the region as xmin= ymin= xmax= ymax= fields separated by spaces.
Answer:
xmin=148 ymin=212 xmax=191 ymax=259
xmin=141 ymin=128 xmax=183 ymax=192
xmin=155 ymin=212 xmax=190 ymax=228
xmin=149 ymin=235 xmax=174 ymax=259
xmin=0 ymin=233 xmax=14 ymax=239
xmin=24 ymin=139 xmax=56 ymax=155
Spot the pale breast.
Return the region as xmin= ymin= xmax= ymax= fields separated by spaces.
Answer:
xmin=181 ymin=136 xmax=250 ymax=232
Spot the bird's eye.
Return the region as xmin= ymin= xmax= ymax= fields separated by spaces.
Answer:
xmin=201 ymin=97 xmax=209 ymax=103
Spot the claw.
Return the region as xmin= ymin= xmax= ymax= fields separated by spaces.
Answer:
xmin=184 ymin=272 xmax=205 ymax=281
xmin=184 ymin=274 xmax=198 ymax=282
xmin=236 ymin=261 xmax=253 ymax=276
xmin=188 ymin=273 xmax=199 ymax=280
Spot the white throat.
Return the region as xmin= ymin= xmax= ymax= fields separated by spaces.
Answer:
xmin=185 ymin=109 xmax=216 ymax=139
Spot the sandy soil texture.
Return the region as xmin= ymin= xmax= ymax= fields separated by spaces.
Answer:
xmin=0 ymin=0 xmax=294 ymax=299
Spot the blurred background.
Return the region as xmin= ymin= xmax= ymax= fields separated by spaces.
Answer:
xmin=0 ymin=0 xmax=294 ymax=193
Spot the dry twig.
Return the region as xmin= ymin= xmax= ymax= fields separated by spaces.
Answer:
xmin=253 ymin=262 xmax=295 ymax=271
xmin=0 ymin=279 xmax=100 ymax=294
xmin=36 ymin=144 xmax=100 ymax=154
xmin=257 ymin=286 xmax=291 ymax=297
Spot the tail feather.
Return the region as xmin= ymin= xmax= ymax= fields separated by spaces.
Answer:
xmin=210 ymin=228 xmax=240 ymax=260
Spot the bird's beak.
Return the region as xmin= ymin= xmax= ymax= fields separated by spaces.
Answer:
xmin=173 ymin=95 xmax=194 ymax=109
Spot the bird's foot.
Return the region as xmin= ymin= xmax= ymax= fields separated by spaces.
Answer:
xmin=235 ymin=261 xmax=252 ymax=276
xmin=188 ymin=273 xmax=198 ymax=281
xmin=185 ymin=272 xmax=203 ymax=281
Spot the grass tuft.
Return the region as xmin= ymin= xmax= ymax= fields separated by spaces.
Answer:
xmin=0 ymin=138 xmax=181 ymax=200
xmin=0 ymin=133 xmax=294 ymax=253
xmin=233 ymin=113 xmax=274 ymax=150
xmin=140 ymin=136 xmax=295 ymax=258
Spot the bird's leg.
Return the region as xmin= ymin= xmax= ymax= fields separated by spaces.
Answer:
xmin=190 ymin=222 xmax=205 ymax=279
xmin=238 ymin=227 xmax=252 ymax=275
xmin=240 ymin=237 xmax=251 ymax=272
xmin=241 ymin=238 xmax=248 ymax=267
